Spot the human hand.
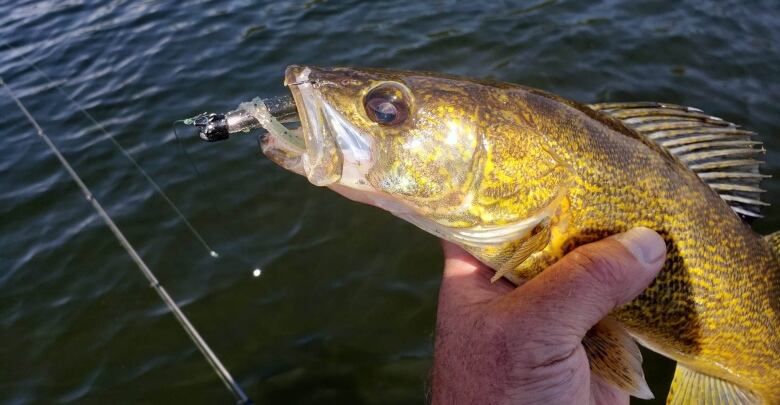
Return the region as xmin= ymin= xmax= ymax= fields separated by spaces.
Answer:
xmin=432 ymin=227 xmax=666 ymax=405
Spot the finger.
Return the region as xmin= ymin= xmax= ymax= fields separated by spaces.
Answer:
xmin=442 ymin=240 xmax=486 ymax=278
xmin=500 ymin=227 xmax=666 ymax=340
xmin=591 ymin=373 xmax=630 ymax=405
xmin=439 ymin=240 xmax=513 ymax=305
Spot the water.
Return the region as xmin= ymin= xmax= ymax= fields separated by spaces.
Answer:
xmin=1 ymin=0 xmax=779 ymax=403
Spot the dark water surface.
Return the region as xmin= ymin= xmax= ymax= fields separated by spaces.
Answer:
xmin=2 ymin=1 xmax=780 ymax=403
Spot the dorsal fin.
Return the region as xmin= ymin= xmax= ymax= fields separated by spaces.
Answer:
xmin=588 ymin=101 xmax=769 ymax=219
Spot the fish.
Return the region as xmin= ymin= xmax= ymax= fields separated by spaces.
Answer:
xmin=258 ymin=65 xmax=780 ymax=404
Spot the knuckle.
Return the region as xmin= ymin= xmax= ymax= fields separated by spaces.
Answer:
xmin=568 ymin=243 xmax=626 ymax=289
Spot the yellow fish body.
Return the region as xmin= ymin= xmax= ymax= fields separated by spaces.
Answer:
xmin=258 ymin=65 xmax=780 ymax=403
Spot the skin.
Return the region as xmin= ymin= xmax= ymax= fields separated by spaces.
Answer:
xmin=432 ymin=227 xmax=666 ymax=405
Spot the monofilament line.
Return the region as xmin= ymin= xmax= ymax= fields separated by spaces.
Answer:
xmin=1 ymin=41 xmax=219 ymax=259
xmin=1 ymin=77 xmax=252 ymax=405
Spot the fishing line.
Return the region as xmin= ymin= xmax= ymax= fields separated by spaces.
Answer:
xmin=171 ymin=121 xmax=264 ymax=275
xmin=1 ymin=41 xmax=219 ymax=259
xmin=1 ymin=77 xmax=253 ymax=405
xmin=172 ymin=121 xmax=204 ymax=178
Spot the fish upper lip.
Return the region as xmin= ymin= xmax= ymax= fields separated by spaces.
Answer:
xmin=286 ymin=65 xmax=343 ymax=88
xmin=282 ymin=65 xmax=314 ymax=160
xmin=283 ymin=65 xmax=343 ymax=186
xmin=284 ymin=65 xmax=313 ymax=87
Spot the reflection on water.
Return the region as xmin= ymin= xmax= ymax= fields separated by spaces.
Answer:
xmin=1 ymin=0 xmax=779 ymax=404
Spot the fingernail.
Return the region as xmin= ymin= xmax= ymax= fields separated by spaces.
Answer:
xmin=614 ymin=227 xmax=666 ymax=266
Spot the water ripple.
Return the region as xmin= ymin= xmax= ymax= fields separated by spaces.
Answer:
xmin=2 ymin=0 xmax=780 ymax=403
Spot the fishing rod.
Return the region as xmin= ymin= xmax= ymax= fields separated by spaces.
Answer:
xmin=1 ymin=40 xmax=267 ymax=295
xmin=1 ymin=77 xmax=253 ymax=405
xmin=1 ymin=41 xmax=220 ymax=259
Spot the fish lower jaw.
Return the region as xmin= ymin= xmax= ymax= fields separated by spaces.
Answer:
xmin=260 ymin=133 xmax=305 ymax=176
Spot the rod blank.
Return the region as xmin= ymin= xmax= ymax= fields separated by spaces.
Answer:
xmin=1 ymin=77 xmax=252 ymax=405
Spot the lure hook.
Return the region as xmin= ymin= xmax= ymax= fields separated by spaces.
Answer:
xmin=188 ymin=95 xmax=298 ymax=142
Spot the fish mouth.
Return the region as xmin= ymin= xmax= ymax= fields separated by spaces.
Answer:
xmin=280 ymin=65 xmax=375 ymax=189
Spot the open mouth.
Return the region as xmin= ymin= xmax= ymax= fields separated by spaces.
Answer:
xmin=275 ymin=65 xmax=375 ymax=189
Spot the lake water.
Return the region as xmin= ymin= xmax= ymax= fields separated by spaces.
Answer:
xmin=2 ymin=0 xmax=779 ymax=403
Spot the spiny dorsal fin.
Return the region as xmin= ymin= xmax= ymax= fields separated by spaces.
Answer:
xmin=588 ymin=101 xmax=769 ymax=219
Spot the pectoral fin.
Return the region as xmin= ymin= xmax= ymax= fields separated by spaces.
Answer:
xmin=490 ymin=218 xmax=551 ymax=283
xmin=666 ymin=364 xmax=758 ymax=405
xmin=582 ymin=318 xmax=653 ymax=399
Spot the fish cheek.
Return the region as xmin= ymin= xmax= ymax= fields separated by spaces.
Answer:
xmin=363 ymin=137 xmax=471 ymax=211
xmin=365 ymin=137 xmax=441 ymax=199
xmin=364 ymin=133 xmax=419 ymax=197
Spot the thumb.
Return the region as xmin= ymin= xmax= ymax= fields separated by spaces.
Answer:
xmin=500 ymin=227 xmax=666 ymax=342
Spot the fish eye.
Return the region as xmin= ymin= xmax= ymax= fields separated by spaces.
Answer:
xmin=364 ymin=83 xmax=410 ymax=126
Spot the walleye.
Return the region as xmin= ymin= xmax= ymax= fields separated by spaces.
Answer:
xmin=254 ymin=65 xmax=780 ymax=403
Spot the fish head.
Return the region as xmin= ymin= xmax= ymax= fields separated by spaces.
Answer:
xmin=266 ymin=65 xmax=571 ymax=245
